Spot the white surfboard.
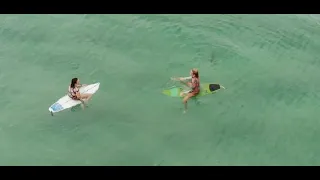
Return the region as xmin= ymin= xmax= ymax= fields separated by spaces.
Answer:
xmin=49 ymin=82 xmax=100 ymax=115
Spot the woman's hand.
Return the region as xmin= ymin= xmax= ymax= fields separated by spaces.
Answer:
xmin=171 ymin=77 xmax=183 ymax=81
xmin=79 ymin=84 xmax=88 ymax=87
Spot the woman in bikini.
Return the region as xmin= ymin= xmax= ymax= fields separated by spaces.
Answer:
xmin=172 ymin=68 xmax=200 ymax=113
xmin=68 ymin=78 xmax=93 ymax=109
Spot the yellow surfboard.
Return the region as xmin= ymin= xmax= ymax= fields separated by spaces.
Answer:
xmin=162 ymin=83 xmax=223 ymax=97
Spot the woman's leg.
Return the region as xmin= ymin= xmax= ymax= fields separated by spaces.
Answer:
xmin=80 ymin=93 xmax=93 ymax=101
xmin=182 ymin=92 xmax=197 ymax=113
xmin=79 ymin=94 xmax=93 ymax=107
xmin=80 ymin=102 xmax=85 ymax=110
xmin=180 ymin=90 xmax=189 ymax=97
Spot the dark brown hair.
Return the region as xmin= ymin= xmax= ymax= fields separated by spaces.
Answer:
xmin=70 ymin=78 xmax=78 ymax=88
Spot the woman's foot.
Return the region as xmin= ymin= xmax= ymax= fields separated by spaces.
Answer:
xmin=83 ymin=100 xmax=89 ymax=107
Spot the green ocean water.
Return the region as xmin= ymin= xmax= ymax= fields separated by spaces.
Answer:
xmin=1 ymin=14 xmax=320 ymax=166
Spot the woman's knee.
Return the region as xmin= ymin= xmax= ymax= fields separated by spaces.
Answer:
xmin=80 ymin=94 xmax=89 ymax=99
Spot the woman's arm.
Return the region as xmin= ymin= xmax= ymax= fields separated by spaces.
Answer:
xmin=76 ymin=84 xmax=88 ymax=88
xmin=171 ymin=76 xmax=192 ymax=81
xmin=76 ymin=91 xmax=81 ymax=99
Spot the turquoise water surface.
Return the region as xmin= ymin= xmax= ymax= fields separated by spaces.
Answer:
xmin=0 ymin=14 xmax=320 ymax=165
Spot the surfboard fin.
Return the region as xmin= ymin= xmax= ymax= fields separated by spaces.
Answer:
xmin=50 ymin=111 xmax=53 ymax=116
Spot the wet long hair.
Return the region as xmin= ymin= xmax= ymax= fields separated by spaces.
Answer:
xmin=70 ymin=78 xmax=78 ymax=88
xmin=192 ymin=69 xmax=199 ymax=78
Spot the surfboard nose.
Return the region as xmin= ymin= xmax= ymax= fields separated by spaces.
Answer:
xmin=162 ymin=87 xmax=183 ymax=97
xmin=162 ymin=89 xmax=171 ymax=96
